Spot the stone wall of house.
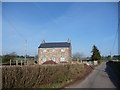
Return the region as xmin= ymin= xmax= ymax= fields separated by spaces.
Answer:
xmin=38 ymin=47 xmax=71 ymax=64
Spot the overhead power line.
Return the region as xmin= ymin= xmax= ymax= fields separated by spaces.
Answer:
xmin=4 ymin=16 xmax=26 ymax=40
xmin=4 ymin=15 xmax=28 ymax=58
xmin=118 ymin=1 xmax=120 ymax=55
xmin=110 ymin=2 xmax=119 ymax=56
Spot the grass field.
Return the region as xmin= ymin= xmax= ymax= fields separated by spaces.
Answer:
xmin=2 ymin=57 xmax=36 ymax=65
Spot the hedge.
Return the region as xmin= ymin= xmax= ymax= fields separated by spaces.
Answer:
xmin=2 ymin=63 xmax=91 ymax=88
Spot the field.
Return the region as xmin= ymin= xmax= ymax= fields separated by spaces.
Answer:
xmin=2 ymin=57 xmax=35 ymax=65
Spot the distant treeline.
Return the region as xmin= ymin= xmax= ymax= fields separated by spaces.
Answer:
xmin=14 ymin=55 xmax=35 ymax=58
xmin=1 ymin=52 xmax=35 ymax=58
xmin=101 ymin=55 xmax=120 ymax=60
xmin=1 ymin=52 xmax=36 ymax=63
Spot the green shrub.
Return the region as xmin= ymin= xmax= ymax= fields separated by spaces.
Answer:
xmin=2 ymin=63 xmax=87 ymax=88
xmin=2 ymin=55 xmax=14 ymax=63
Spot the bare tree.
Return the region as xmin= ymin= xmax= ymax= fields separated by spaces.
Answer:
xmin=72 ymin=52 xmax=84 ymax=61
xmin=9 ymin=52 xmax=18 ymax=57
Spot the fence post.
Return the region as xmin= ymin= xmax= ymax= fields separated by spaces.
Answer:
xmin=26 ymin=60 xmax=28 ymax=65
xmin=21 ymin=60 xmax=22 ymax=66
xmin=10 ymin=59 xmax=11 ymax=66
xmin=24 ymin=60 xmax=27 ymax=65
xmin=16 ymin=60 xmax=18 ymax=66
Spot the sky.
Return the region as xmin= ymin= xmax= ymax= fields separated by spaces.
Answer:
xmin=2 ymin=2 xmax=118 ymax=57
xmin=0 ymin=2 xmax=2 ymax=55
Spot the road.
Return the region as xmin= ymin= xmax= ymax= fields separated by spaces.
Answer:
xmin=66 ymin=62 xmax=117 ymax=88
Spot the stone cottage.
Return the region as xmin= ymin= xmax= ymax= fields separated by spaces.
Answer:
xmin=38 ymin=40 xmax=72 ymax=64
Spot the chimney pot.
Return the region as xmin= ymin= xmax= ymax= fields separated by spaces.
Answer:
xmin=67 ymin=39 xmax=71 ymax=43
xmin=42 ymin=40 xmax=45 ymax=43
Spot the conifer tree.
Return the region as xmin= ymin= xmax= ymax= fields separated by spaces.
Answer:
xmin=91 ymin=45 xmax=101 ymax=61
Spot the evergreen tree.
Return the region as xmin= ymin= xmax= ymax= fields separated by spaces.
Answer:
xmin=91 ymin=45 xmax=101 ymax=61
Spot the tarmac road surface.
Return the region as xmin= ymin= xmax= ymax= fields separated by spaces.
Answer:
xmin=66 ymin=62 xmax=118 ymax=88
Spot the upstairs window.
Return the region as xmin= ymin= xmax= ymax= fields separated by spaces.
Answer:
xmin=61 ymin=49 xmax=64 ymax=52
xmin=52 ymin=49 xmax=55 ymax=52
xmin=43 ymin=49 xmax=47 ymax=52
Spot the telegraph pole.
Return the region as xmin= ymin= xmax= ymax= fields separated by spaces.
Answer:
xmin=24 ymin=40 xmax=27 ymax=65
xmin=118 ymin=2 xmax=120 ymax=56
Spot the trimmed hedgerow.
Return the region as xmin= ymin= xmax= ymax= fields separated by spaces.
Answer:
xmin=2 ymin=63 xmax=91 ymax=88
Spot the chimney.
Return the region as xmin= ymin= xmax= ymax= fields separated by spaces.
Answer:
xmin=42 ymin=40 xmax=45 ymax=44
xmin=67 ymin=39 xmax=71 ymax=43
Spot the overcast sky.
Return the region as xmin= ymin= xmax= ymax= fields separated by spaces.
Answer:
xmin=2 ymin=2 xmax=118 ymax=57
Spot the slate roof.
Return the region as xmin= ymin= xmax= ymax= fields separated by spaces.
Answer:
xmin=38 ymin=42 xmax=71 ymax=48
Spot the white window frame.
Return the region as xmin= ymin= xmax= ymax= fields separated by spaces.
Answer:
xmin=43 ymin=49 xmax=47 ymax=52
xmin=42 ymin=57 xmax=46 ymax=62
xmin=52 ymin=49 xmax=55 ymax=52
xmin=61 ymin=49 xmax=64 ymax=52
xmin=60 ymin=57 xmax=65 ymax=61
xmin=51 ymin=57 xmax=56 ymax=61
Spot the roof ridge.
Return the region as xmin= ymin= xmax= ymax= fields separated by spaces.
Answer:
xmin=39 ymin=42 xmax=71 ymax=48
xmin=44 ymin=42 xmax=68 ymax=44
